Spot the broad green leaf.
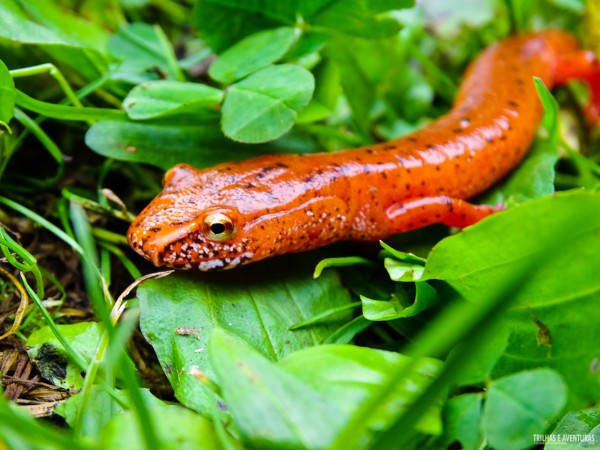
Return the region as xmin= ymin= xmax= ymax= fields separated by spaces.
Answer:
xmin=0 ymin=1 xmax=109 ymax=81
xmin=123 ymin=80 xmax=223 ymax=120
xmin=221 ymin=64 xmax=314 ymax=143
xmin=208 ymin=27 xmax=298 ymax=84
xmin=26 ymin=322 xmax=101 ymax=389
xmin=483 ymin=369 xmax=567 ymax=450
xmin=278 ymin=344 xmax=444 ymax=436
xmin=545 ymin=406 xmax=600 ymax=450
xmin=361 ymin=282 xmax=438 ymax=321
xmin=61 ymin=387 xmax=228 ymax=450
xmin=137 ymin=257 xmax=353 ymax=412
xmin=14 ymin=0 xmax=109 ymax=51
xmin=108 ymin=23 xmax=182 ymax=83
xmin=85 ymin=120 xmax=258 ymax=169
xmin=213 ymin=0 xmax=299 ymax=22
xmin=56 ymin=385 xmax=129 ymax=436
xmin=193 ymin=1 xmax=282 ymax=52
xmin=448 ymin=328 xmax=510 ymax=386
xmin=383 ymin=257 xmax=425 ymax=281
xmin=309 ymin=0 xmax=413 ymax=38
xmin=209 ymin=328 xmax=346 ymax=449
xmin=0 ymin=0 xmax=82 ymax=46
xmin=324 ymin=36 xmax=379 ymax=134
xmin=439 ymin=393 xmax=483 ymax=450
xmin=420 ymin=191 xmax=600 ymax=407
xmin=0 ymin=59 xmax=15 ymax=127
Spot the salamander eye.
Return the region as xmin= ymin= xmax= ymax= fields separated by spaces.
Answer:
xmin=203 ymin=213 xmax=235 ymax=241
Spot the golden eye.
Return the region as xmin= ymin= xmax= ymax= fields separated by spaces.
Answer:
xmin=203 ymin=213 xmax=235 ymax=241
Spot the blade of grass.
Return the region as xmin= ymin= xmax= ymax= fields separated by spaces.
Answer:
xmin=329 ymin=244 xmax=556 ymax=450
xmin=323 ymin=315 xmax=372 ymax=344
xmin=20 ymin=274 xmax=88 ymax=371
xmin=0 ymin=393 xmax=90 ymax=450
xmin=69 ymin=201 xmax=112 ymax=327
xmin=13 ymin=108 xmax=64 ymax=185
xmin=15 ymin=90 xmax=127 ymax=122
xmin=0 ymin=195 xmax=84 ymax=254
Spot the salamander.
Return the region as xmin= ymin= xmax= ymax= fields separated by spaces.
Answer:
xmin=127 ymin=30 xmax=600 ymax=271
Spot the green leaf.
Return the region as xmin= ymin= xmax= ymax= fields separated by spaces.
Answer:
xmin=0 ymin=59 xmax=15 ymax=127
xmin=123 ymin=81 xmax=223 ymax=120
xmin=26 ymin=322 xmax=101 ymax=389
xmin=0 ymin=1 xmax=109 ymax=80
xmin=85 ymin=121 xmax=257 ymax=169
xmin=208 ymin=27 xmax=298 ymax=84
xmin=204 ymin=0 xmax=298 ymax=23
xmin=14 ymin=0 xmax=110 ymax=51
xmin=221 ymin=64 xmax=314 ymax=143
xmin=545 ymin=406 xmax=600 ymax=450
xmin=313 ymin=256 xmax=375 ymax=278
xmin=440 ymin=393 xmax=483 ymax=450
xmin=483 ymin=369 xmax=567 ymax=450
xmin=361 ymin=282 xmax=438 ymax=321
xmin=209 ymin=328 xmax=346 ymax=449
xmin=420 ymin=191 xmax=600 ymax=407
xmin=0 ymin=0 xmax=83 ymax=46
xmin=448 ymin=328 xmax=509 ymax=386
xmin=137 ymin=257 xmax=353 ymax=412
xmin=62 ymin=387 xmax=227 ymax=450
xmin=278 ymin=344 xmax=444 ymax=436
xmin=193 ymin=1 xmax=283 ymax=52
xmin=309 ymin=0 xmax=413 ymax=38
xmin=209 ymin=331 xmax=443 ymax=449
xmin=108 ymin=23 xmax=182 ymax=83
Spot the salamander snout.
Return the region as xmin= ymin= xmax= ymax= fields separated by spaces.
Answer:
xmin=127 ymin=201 xmax=256 ymax=271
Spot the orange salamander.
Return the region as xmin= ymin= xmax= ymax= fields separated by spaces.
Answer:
xmin=128 ymin=30 xmax=600 ymax=271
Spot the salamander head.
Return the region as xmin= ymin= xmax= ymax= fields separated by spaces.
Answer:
xmin=127 ymin=163 xmax=265 ymax=271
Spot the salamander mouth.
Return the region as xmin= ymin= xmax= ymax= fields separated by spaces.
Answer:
xmin=127 ymin=221 xmax=255 ymax=271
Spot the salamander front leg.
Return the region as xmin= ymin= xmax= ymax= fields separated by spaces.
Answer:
xmin=386 ymin=196 xmax=503 ymax=232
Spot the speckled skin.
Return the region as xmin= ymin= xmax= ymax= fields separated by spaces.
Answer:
xmin=128 ymin=31 xmax=597 ymax=271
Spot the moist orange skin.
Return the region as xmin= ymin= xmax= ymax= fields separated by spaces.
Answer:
xmin=128 ymin=31 xmax=597 ymax=271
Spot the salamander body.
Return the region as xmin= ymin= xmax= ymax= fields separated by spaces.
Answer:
xmin=128 ymin=31 xmax=598 ymax=270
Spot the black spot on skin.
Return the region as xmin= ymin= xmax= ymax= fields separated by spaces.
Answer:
xmin=452 ymin=128 xmax=462 ymax=134
xmin=485 ymin=136 xmax=494 ymax=143
xmin=500 ymin=135 xmax=507 ymax=141
xmin=366 ymin=148 xmax=374 ymax=154
xmin=275 ymin=162 xmax=288 ymax=168
xmin=508 ymin=100 xmax=519 ymax=108
xmin=381 ymin=172 xmax=388 ymax=179
xmin=245 ymin=183 xmax=255 ymax=189
xmin=405 ymin=183 xmax=410 ymax=190
xmin=149 ymin=226 xmax=161 ymax=232
xmin=435 ymin=166 xmax=441 ymax=171
xmin=406 ymin=137 xmax=417 ymax=142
